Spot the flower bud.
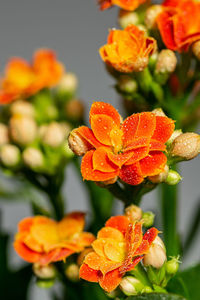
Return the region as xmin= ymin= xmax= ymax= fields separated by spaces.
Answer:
xmin=77 ymin=248 xmax=93 ymax=266
xmin=165 ymin=170 xmax=182 ymax=185
xmin=0 ymin=144 xmax=20 ymax=167
xmin=33 ymin=263 xmax=56 ymax=279
xmin=120 ymin=276 xmax=144 ymax=296
xmin=65 ymin=99 xmax=84 ymax=121
xmin=57 ymin=72 xmax=78 ymax=94
xmin=143 ymin=236 xmax=166 ymax=269
xmin=42 ymin=122 xmax=66 ymax=147
xmin=0 ymin=123 xmax=9 ymax=145
xmin=145 ymin=5 xmax=162 ymax=29
xmin=149 ymin=165 xmax=169 ymax=183
xmin=166 ymin=129 xmax=182 ymax=145
xmin=155 ymin=50 xmax=177 ymax=74
xmin=62 ymin=141 xmax=75 ymax=159
xmin=96 ymin=176 xmax=118 ymax=187
xmin=68 ymin=128 xmax=92 ymax=156
xmin=192 ymin=40 xmax=200 ymax=60
xmin=10 ymin=100 xmax=35 ymax=118
xmin=36 ymin=279 xmax=54 ymax=289
xmin=125 ymin=204 xmax=142 ymax=222
xmin=166 ymin=257 xmax=179 ymax=275
xmin=152 ymin=108 xmax=166 ymax=117
xmin=65 ymin=263 xmax=79 ymax=282
xmin=118 ymin=10 xmax=139 ymax=29
xmin=23 ymin=147 xmax=44 ymax=169
xmin=9 ymin=115 xmax=37 ymax=146
xmin=118 ymin=75 xmax=138 ymax=94
xmin=171 ymin=132 xmax=200 ymax=160
xmin=142 ymin=211 xmax=155 ymax=227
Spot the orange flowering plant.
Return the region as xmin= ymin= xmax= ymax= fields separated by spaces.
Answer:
xmin=99 ymin=0 xmax=147 ymax=11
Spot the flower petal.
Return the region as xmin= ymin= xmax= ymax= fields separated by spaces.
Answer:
xmin=91 ymin=114 xmax=116 ymax=146
xmin=104 ymin=240 xmax=125 ymax=262
xmin=150 ymin=139 xmax=166 ymax=151
xmin=143 ymin=227 xmax=159 ymax=245
xmin=79 ymin=263 xmax=99 ymax=282
xmin=152 ymin=116 xmax=175 ymax=143
xmin=84 ymin=252 xmax=102 ymax=270
xmin=119 ymin=162 xmax=144 ymax=186
xmin=123 ymin=137 xmax=149 ymax=152
xmin=122 ymin=114 xmax=139 ymax=147
xmin=89 ymin=102 xmax=121 ymax=127
xmin=157 ymin=11 xmax=177 ymax=51
xmin=105 ymin=216 xmax=130 ymax=235
xmin=99 ymin=269 xmax=122 ymax=292
xmin=93 ymin=147 xmax=118 ymax=172
xmin=139 ymin=151 xmax=167 ymax=176
xmin=76 ymin=126 xmax=105 ymax=148
xmin=124 ymin=147 xmax=149 ymax=165
xmin=13 ymin=240 xmax=41 ymax=263
xmin=81 ymin=150 xmax=119 ymax=181
xmin=107 ymin=151 xmax=134 ymax=168
xmin=18 ymin=217 xmax=34 ymax=232
xmin=135 ymin=112 xmax=156 ymax=139
xmin=97 ymin=226 xmax=124 ymax=242
xmin=58 ymin=212 xmax=85 ymax=240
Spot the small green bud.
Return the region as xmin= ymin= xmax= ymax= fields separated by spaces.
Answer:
xmin=142 ymin=211 xmax=155 ymax=227
xmin=33 ymin=263 xmax=56 ymax=279
xmin=142 ymin=286 xmax=153 ymax=293
xmin=165 ymin=170 xmax=182 ymax=185
xmin=166 ymin=257 xmax=179 ymax=275
xmin=36 ymin=279 xmax=55 ymax=289
xmin=65 ymin=263 xmax=79 ymax=282
xmin=120 ymin=276 xmax=144 ymax=296
xmin=118 ymin=75 xmax=138 ymax=94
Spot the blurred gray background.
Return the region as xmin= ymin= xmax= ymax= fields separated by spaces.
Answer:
xmin=0 ymin=0 xmax=199 ymax=299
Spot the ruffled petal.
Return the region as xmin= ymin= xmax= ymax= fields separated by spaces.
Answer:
xmin=104 ymin=240 xmax=125 ymax=262
xmin=119 ymin=162 xmax=144 ymax=186
xmin=143 ymin=227 xmax=159 ymax=245
xmin=13 ymin=240 xmax=41 ymax=263
xmin=123 ymin=137 xmax=149 ymax=152
xmin=58 ymin=212 xmax=85 ymax=240
xmin=93 ymin=147 xmax=118 ymax=172
xmin=124 ymin=147 xmax=149 ymax=165
xmin=134 ymin=240 xmax=150 ymax=255
xmin=91 ymin=114 xmax=116 ymax=146
xmin=89 ymin=102 xmax=121 ymax=127
xmin=79 ymin=263 xmax=99 ymax=282
xmin=81 ymin=150 xmax=119 ymax=181
xmin=84 ymin=252 xmax=102 ymax=270
xmin=105 ymin=216 xmax=130 ymax=235
xmin=152 ymin=116 xmax=175 ymax=143
xmin=74 ymin=232 xmax=95 ymax=247
xmin=76 ymin=126 xmax=105 ymax=148
xmin=18 ymin=217 xmax=34 ymax=232
xmin=40 ymin=248 xmax=74 ymax=265
xmin=107 ymin=151 xmax=134 ymax=168
xmin=99 ymin=269 xmax=122 ymax=292
xmin=97 ymin=226 xmax=124 ymax=242
xmin=150 ymin=139 xmax=166 ymax=151
xmin=92 ymin=238 xmax=107 ymax=258
xmin=122 ymin=114 xmax=139 ymax=147
xmin=139 ymin=151 xmax=167 ymax=176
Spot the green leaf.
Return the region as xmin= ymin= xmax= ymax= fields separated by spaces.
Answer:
xmin=126 ymin=293 xmax=186 ymax=300
xmin=167 ymin=264 xmax=200 ymax=300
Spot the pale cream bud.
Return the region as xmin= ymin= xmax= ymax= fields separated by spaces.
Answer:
xmin=68 ymin=128 xmax=92 ymax=156
xmin=0 ymin=144 xmax=20 ymax=167
xmin=65 ymin=99 xmax=84 ymax=121
xmin=58 ymin=72 xmax=78 ymax=93
xmin=23 ymin=147 xmax=44 ymax=169
xmin=171 ymin=132 xmax=200 ymax=160
xmin=143 ymin=242 xmax=166 ymax=269
xmin=120 ymin=276 xmax=144 ymax=296
xmin=42 ymin=122 xmax=66 ymax=147
xmin=60 ymin=122 xmax=72 ymax=136
xmin=192 ymin=40 xmax=200 ymax=60
xmin=166 ymin=129 xmax=182 ymax=145
xmin=9 ymin=115 xmax=37 ymax=146
xmin=33 ymin=263 xmax=56 ymax=279
xmin=152 ymin=108 xmax=166 ymax=117
xmin=153 ymin=236 xmax=166 ymax=251
xmin=156 ymin=50 xmax=177 ymax=74
xmin=10 ymin=100 xmax=35 ymax=118
xmin=165 ymin=170 xmax=182 ymax=185
xmin=0 ymin=123 xmax=9 ymax=145
xmin=145 ymin=5 xmax=162 ymax=29
xmin=118 ymin=10 xmax=139 ymax=29
xmin=65 ymin=263 xmax=79 ymax=282
xmin=95 ymin=176 xmax=118 ymax=187
xmin=118 ymin=75 xmax=138 ymax=94
xmin=125 ymin=204 xmax=142 ymax=222
xmin=149 ymin=165 xmax=169 ymax=183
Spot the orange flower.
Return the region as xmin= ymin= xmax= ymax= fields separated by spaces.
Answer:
xmin=0 ymin=49 xmax=64 ymax=104
xmin=71 ymin=102 xmax=174 ymax=186
xmin=99 ymin=25 xmax=156 ymax=73
xmin=14 ymin=212 xmax=95 ymax=265
xmin=99 ymin=0 xmax=146 ymax=11
xmin=157 ymin=0 xmax=200 ymax=52
xmin=80 ymin=215 xmax=158 ymax=292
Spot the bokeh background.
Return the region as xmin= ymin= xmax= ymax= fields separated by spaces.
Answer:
xmin=0 ymin=0 xmax=199 ymax=299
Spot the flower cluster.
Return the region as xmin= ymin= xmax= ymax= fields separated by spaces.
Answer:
xmin=99 ymin=0 xmax=146 ymax=11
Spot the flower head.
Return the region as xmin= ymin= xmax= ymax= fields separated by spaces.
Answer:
xmin=14 ymin=212 xmax=95 ymax=265
xmin=99 ymin=25 xmax=156 ymax=73
xmin=80 ymin=215 xmax=158 ymax=292
xmin=99 ymin=0 xmax=146 ymax=11
xmin=0 ymin=49 xmax=64 ymax=104
xmin=157 ymin=0 xmax=200 ymax=52
xmin=69 ymin=102 xmax=174 ymax=186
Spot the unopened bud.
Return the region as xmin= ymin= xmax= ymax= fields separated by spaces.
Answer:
xmin=143 ymin=236 xmax=166 ymax=269
xmin=118 ymin=75 xmax=138 ymax=94
xmin=77 ymin=248 xmax=93 ymax=266
xmin=118 ymin=10 xmax=139 ymax=29
xmin=142 ymin=286 xmax=153 ymax=293
xmin=125 ymin=204 xmax=142 ymax=222
xmin=192 ymin=40 xmax=200 ymax=60
xmin=9 ymin=115 xmax=37 ymax=146
xmin=10 ymin=100 xmax=35 ymax=118
xmin=120 ymin=276 xmax=144 ymax=296
xmin=95 ymin=176 xmax=118 ymax=187
xmin=57 ymin=72 xmax=78 ymax=94
xmin=145 ymin=5 xmax=162 ymax=29
xmin=149 ymin=165 xmax=169 ymax=183
xmin=171 ymin=132 xmax=200 ymax=160
xmin=62 ymin=141 xmax=74 ymax=159
xmin=0 ymin=144 xmax=20 ymax=167
xmin=23 ymin=147 xmax=44 ymax=169
xmin=0 ymin=123 xmax=9 ymax=145
xmin=42 ymin=122 xmax=66 ymax=147
xmin=166 ymin=257 xmax=179 ymax=275
xmin=68 ymin=128 xmax=92 ymax=156
xmin=142 ymin=211 xmax=155 ymax=227
xmin=65 ymin=263 xmax=79 ymax=282
xmin=165 ymin=170 xmax=182 ymax=185
xmin=156 ymin=50 xmax=177 ymax=74
xmin=152 ymin=108 xmax=166 ymax=117
xmin=33 ymin=263 xmax=56 ymax=279
xmin=166 ymin=129 xmax=182 ymax=145
xmin=36 ymin=279 xmax=54 ymax=289
xmin=65 ymin=99 xmax=84 ymax=121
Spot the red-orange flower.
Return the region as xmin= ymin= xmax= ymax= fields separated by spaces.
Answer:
xmin=0 ymin=49 xmax=64 ymax=104
xmin=14 ymin=212 xmax=95 ymax=265
xmin=71 ymin=102 xmax=174 ymax=186
xmin=99 ymin=0 xmax=146 ymax=11
xmin=80 ymin=215 xmax=158 ymax=292
xmin=99 ymin=25 xmax=156 ymax=73
xmin=157 ymin=0 xmax=200 ymax=52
